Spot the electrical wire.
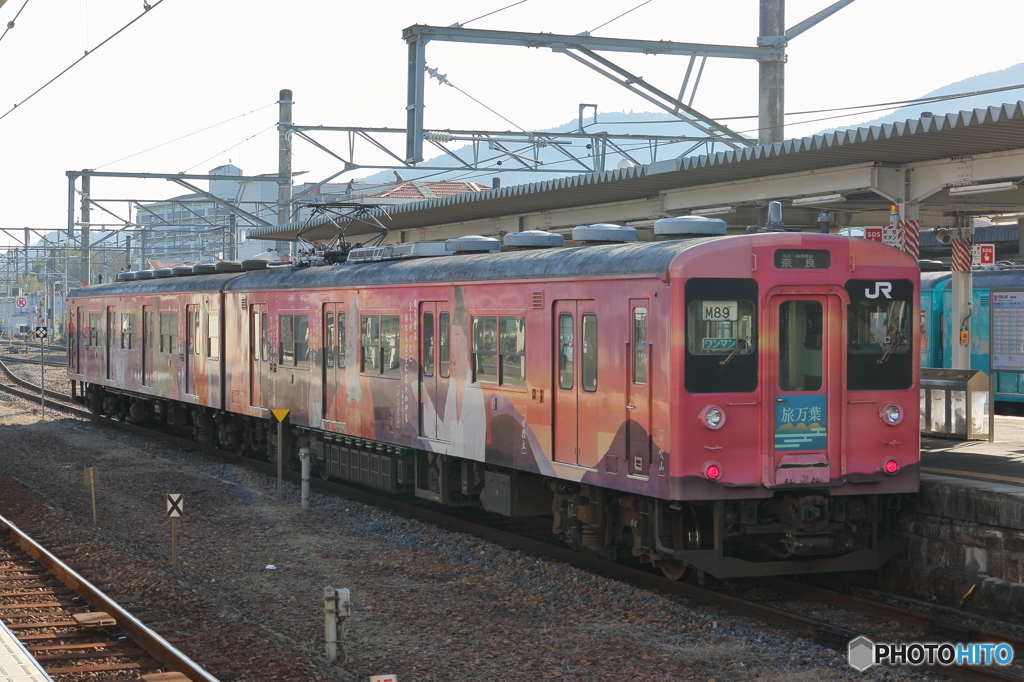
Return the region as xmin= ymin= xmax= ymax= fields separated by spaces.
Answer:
xmin=183 ymin=123 xmax=276 ymax=174
xmin=0 ymin=0 xmax=31 ymax=45
xmin=0 ymin=0 xmax=165 ymax=123
xmin=96 ymin=101 xmax=276 ymax=169
xmin=588 ymin=0 xmax=653 ymax=35
xmin=457 ymin=0 xmax=528 ymax=28
xmin=428 ymin=66 xmax=532 ymax=135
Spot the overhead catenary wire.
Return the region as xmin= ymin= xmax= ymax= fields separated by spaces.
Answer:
xmin=0 ymin=0 xmax=31 ymax=45
xmin=0 ymin=0 xmax=165 ymax=123
xmin=457 ymin=0 xmax=528 ymax=28
xmin=587 ymin=0 xmax=653 ymax=35
xmin=183 ymin=123 xmax=277 ymax=174
xmin=96 ymin=101 xmax=277 ymax=170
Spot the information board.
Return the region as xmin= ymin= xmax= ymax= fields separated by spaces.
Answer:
xmin=991 ymin=290 xmax=1024 ymax=372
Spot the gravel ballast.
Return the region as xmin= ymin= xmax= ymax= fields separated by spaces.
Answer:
xmin=0 ymin=385 xmax=944 ymax=681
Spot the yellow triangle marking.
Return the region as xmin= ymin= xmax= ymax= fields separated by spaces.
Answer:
xmin=271 ymin=408 xmax=290 ymax=423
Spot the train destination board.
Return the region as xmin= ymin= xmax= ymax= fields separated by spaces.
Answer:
xmin=774 ymin=249 xmax=831 ymax=269
xmin=991 ymin=290 xmax=1024 ymax=372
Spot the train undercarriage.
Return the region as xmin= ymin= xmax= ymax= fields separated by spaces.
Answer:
xmin=76 ymin=382 xmax=904 ymax=579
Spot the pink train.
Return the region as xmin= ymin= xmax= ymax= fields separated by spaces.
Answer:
xmin=68 ymin=221 xmax=919 ymax=578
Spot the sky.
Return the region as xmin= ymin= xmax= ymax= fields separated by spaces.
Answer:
xmin=1 ymin=0 xmax=1023 ymax=248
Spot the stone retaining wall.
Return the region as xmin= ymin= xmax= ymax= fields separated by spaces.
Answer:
xmin=869 ymin=474 xmax=1024 ymax=624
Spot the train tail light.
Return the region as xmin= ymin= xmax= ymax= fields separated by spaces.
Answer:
xmin=882 ymin=458 xmax=900 ymax=475
xmin=705 ymin=463 xmax=722 ymax=480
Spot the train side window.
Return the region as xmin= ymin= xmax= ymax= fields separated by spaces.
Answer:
xmin=338 ymin=312 xmax=346 ymax=367
xmin=499 ymin=316 xmax=526 ymax=387
xmin=121 ymin=313 xmax=136 ymax=350
xmin=143 ymin=309 xmax=154 ymax=351
xmin=558 ymin=313 xmax=573 ymax=389
xmin=160 ymin=313 xmax=178 ymax=353
xmin=632 ymin=308 xmax=648 ymax=385
xmin=207 ymin=313 xmax=219 ymax=359
xmin=439 ymin=312 xmax=450 ymax=378
xmin=361 ymin=315 xmax=380 ymax=372
xmin=278 ymin=315 xmax=308 ymax=366
xmin=582 ymin=314 xmax=598 ymax=391
xmin=89 ymin=313 xmax=101 ymax=347
xmin=684 ymin=278 xmax=759 ymax=393
xmin=295 ymin=315 xmax=309 ymax=366
xmin=325 ymin=312 xmax=334 ymax=367
xmin=381 ymin=315 xmax=400 ymax=375
xmin=422 ymin=312 xmax=434 ymax=377
xmin=260 ymin=312 xmax=269 ymax=361
xmin=473 ymin=316 xmax=498 ymax=383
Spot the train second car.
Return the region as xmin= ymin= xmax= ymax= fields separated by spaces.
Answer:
xmin=67 ymin=230 xmax=920 ymax=578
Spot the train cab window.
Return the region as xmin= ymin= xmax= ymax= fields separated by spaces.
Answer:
xmin=89 ymin=313 xmax=101 ymax=346
xmin=685 ymin=279 xmax=758 ymax=393
xmin=439 ymin=312 xmax=450 ymax=378
xmin=633 ymin=308 xmax=648 ymax=385
xmin=121 ymin=313 xmax=136 ymax=350
xmin=422 ymin=312 xmax=434 ymax=377
xmin=473 ymin=315 xmax=526 ymax=386
xmin=846 ymin=279 xmax=913 ymax=390
xmin=558 ymin=314 xmax=573 ymax=389
xmin=326 ymin=313 xmax=335 ymax=367
xmin=279 ymin=314 xmax=309 ymax=367
xmin=582 ymin=314 xmax=598 ymax=391
xmin=207 ymin=313 xmax=219 ymax=358
xmin=160 ymin=313 xmax=178 ymax=353
xmin=779 ymin=301 xmax=823 ymax=391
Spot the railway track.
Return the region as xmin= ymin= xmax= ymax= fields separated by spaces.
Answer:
xmin=0 ymin=514 xmax=217 ymax=681
xmin=3 ymin=366 xmax=1023 ymax=680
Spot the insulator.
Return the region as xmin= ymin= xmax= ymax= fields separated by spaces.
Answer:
xmin=424 ymin=131 xmax=455 ymax=143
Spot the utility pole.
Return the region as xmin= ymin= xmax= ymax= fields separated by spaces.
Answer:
xmin=81 ymin=172 xmax=91 ymax=286
xmin=758 ymin=0 xmax=785 ymax=145
xmin=278 ymin=89 xmax=293 ymax=260
xmin=125 ymin=235 xmax=132 ymax=272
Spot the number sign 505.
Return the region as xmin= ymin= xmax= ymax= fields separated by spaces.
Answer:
xmin=702 ymin=301 xmax=737 ymax=321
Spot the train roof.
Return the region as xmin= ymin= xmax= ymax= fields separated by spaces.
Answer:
xmin=70 ymin=237 xmax=718 ymax=297
xmin=67 ymin=232 xmax=916 ymax=298
xmin=926 ymin=268 xmax=1024 ymax=291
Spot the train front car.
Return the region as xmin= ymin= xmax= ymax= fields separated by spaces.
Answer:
xmin=657 ymin=232 xmax=920 ymax=577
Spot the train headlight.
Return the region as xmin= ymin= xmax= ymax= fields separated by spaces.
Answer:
xmin=704 ymin=463 xmax=722 ymax=480
xmin=882 ymin=458 xmax=900 ymax=475
xmin=880 ymin=402 xmax=903 ymax=426
xmin=699 ymin=405 xmax=726 ymax=430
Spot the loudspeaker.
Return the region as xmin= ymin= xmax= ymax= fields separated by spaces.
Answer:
xmin=934 ymin=228 xmax=953 ymax=245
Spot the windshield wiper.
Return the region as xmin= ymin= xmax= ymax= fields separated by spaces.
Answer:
xmin=719 ymin=338 xmax=748 ymax=366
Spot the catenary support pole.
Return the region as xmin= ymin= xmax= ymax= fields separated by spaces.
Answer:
xmin=758 ymin=0 xmax=785 ymax=145
xmin=277 ymin=89 xmax=293 ymax=260
xmin=80 ymin=172 xmax=91 ymax=286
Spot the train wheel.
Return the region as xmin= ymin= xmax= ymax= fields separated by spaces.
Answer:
xmin=660 ymin=559 xmax=690 ymax=581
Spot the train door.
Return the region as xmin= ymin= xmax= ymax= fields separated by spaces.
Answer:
xmin=105 ymin=307 xmax=115 ymax=380
xmin=142 ymin=306 xmax=154 ymax=386
xmin=185 ymin=304 xmax=199 ymax=395
xmin=553 ymin=300 xmax=599 ymax=466
xmin=419 ymin=302 xmax=451 ymax=441
xmin=322 ymin=303 xmax=345 ymax=422
xmin=69 ymin=307 xmax=81 ymax=374
xmin=764 ymin=289 xmax=845 ymax=485
xmin=250 ymin=303 xmax=268 ymax=408
xmin=626 ymin=299 xmax=651 ymax=476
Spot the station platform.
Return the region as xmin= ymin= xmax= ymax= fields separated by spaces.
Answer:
xmin=920 ymin=415 xmax=1024 ymax=487
xmin=0 ymin=617 xmax=52 ymax=682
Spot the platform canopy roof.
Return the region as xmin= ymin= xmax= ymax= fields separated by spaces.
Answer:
xmin=249 ymin=101 xmax=1024 ymax=242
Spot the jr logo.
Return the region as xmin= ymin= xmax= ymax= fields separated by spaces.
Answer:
xmin=864 ymin=282 xmax=892 ymax=299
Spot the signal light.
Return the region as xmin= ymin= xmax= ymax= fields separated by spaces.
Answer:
xmin=883 ymin=458 xmax=900 ymax=475
xmin=705 ymin=464 xmax=722 ymax=480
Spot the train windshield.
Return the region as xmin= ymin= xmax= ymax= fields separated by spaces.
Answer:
xmin=846 ymin=279 xmax=914 ymax=390
xmin=685 ymin=278 xmax=758 ymax=393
